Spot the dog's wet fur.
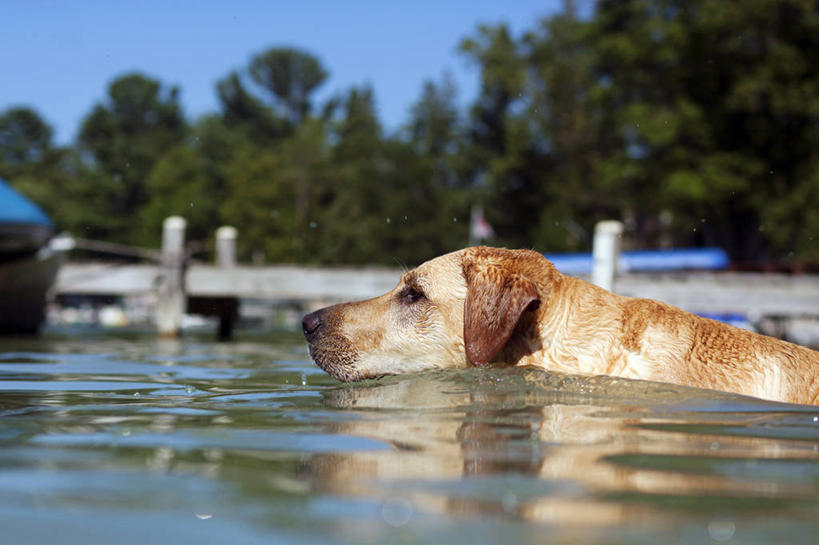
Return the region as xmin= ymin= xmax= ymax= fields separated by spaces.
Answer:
xmin=303 ymin=246 xmax=819 ymax=405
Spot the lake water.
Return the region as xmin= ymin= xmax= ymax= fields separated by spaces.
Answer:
xmin=2 ymin=330 xmax=819 ymax=544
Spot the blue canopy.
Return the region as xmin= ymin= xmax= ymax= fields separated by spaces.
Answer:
xmin=0 ymin=178 xmax=52 ymax=227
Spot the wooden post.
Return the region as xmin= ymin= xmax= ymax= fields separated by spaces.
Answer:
xmin=215 ymin=226 xmax=237 ymax=268
xmin=214 ymin=225 xmax=238 ymax=340
xmin=592 ymin=220 xmax=623 ymax=292
xmin=156 ymin=216 xmax=186 ymax=337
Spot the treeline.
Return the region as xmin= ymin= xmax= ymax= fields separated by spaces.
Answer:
xmin=1 ymin=0 xmax=818 ymax=265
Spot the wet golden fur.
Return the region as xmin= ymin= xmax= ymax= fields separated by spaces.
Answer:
xmin=303 ymin=246 xmax=819 ymax=405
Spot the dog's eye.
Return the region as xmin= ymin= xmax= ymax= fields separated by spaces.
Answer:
xmin=400 ymin=286 xmax=426 ymax=304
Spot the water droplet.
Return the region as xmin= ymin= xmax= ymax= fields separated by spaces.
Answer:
xmin=812 ymin=416 xmax=818 ymax=422
xmin=710 ymin=441 xmax=720 ymax=450
xmin=452 ymin=217 xmax=458 ymax=222
xmin=133 ymin=392 xmax=141 ymax=398
xmin=189 ymin=201 xmax=194 ymax=208
xmin=194 ymin=513 xmax=213 ymax=520
xmin=309 ymin=221 xmax=317 ymax=229
xmin=185 ymin=385 xmax=195 ymax=395
xmin=404 ymin=215 xmax=408 ymax=221
xmin=381 ymin=497 xmax=413 ymax=527
xmin=501 ymin=491 xmax=519 ymax=513
xmin=554 ymin=221 xmax=560 ymax=227
xmin=300 ymin=374 xmax=307 ymax=386
xmin=707 ymin=517 xmax=736 ymax=542
xmin=386 ymin=217 xmax=391 ymax=224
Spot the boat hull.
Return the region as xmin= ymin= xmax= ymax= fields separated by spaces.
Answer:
xmin=0 ymin=248 xmax=63 ymax=333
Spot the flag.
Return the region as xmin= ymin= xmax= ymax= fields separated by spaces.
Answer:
xmin=469 ymin=205 xmax=495 ymax=245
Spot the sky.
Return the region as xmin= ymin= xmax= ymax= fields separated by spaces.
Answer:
xmin=1 ymin=0 xmax=564 ymax=144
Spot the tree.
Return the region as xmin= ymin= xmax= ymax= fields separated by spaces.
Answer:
xmin=318 ymin=86 xmax=469 ymax=265
xmin=459 ymin=24 xmax=550 ymax=250
xmin=316 ymin=86 xmax=385 ymax=263
xmin=522 ymin=12 xmax=610 ymax=250
xmin=249 ymin=47 xmax=328 ymax=125
xmin=217 ymin=71 xmax=289 ymax=142
xmin=0 ymin=107 xmax=54 ymax=176
xmin=592 ymin=0 xmax=819 ymax=259
xmin=138 ymin=115 xmax=247 ymax=250
xmin=217 ymin=47 xmax=329 ymax=144
xmin=220 ymin=119 xmax=330 ymax=263
xmin=140 ymin=146 xmax=215 ymax=247
xmin=408 ymin=73 xmax=459 ymax=158
xmin=78 ymin=73 xmax=186 ymax=243
xmin=460 ymin=24 xmax=527 ymax=160
xmin=0 ymin=107 xmax=81 ymax=234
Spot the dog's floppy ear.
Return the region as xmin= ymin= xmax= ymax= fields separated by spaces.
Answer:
xmin=462 ymin=261 xmax=540 ymax=366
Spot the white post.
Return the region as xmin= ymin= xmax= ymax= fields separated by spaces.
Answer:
xmin=215 ymin=226 xmax=237 ymax=268
xmin=592 ymin=220 xmax=623 ymax=292
xmin=157 ymin=216 xmax=186 ymax=337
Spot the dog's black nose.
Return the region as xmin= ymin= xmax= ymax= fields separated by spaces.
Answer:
xmin=302 ymin=310 xmax=322 ymax=340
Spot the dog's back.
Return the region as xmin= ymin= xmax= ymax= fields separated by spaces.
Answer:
xmin=615 ymin=296 xmax=819 ymax=404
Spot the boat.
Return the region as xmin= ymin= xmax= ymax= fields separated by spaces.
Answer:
xmin=0 ymin=178 xmax=65 ymax=333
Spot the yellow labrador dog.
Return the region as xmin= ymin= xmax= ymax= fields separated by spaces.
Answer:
xmin=303 ymin=246 xmax=819 ymax=405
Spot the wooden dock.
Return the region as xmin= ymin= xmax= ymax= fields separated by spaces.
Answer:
xmin=51 ymin=217 xmax=819 ymax=340
xmin=54 ymin=263 xmax=401 ymax=300
xmin=55 ymin=262 xmax=819 ymax=331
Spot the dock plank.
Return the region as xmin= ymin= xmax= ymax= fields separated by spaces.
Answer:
xmin=55 ymin=263 xmax=819 ymax=318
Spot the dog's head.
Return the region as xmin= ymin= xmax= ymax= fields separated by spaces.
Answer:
xmin=302 ymin=247 xmax=555 ymax=382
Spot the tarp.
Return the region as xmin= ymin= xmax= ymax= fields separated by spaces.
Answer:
xmin=546 ymin=247 xmax=729 ymax=275
xmin=0 ymin=178 xmax=52 ymax=227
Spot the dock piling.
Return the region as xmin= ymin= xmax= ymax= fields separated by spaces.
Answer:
xmin=592 ymin=220 xmax=623 ymax=292
xmin=212 ymin=226 xmax=239 ymax=340
xmin=156 ymin=216 xmax=187 ymax=337
xmin=215 ymin=226 xmax=237 ymax=268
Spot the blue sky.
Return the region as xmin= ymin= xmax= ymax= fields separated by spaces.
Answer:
xmin=1 ymin=1 xmax=563 ymax=144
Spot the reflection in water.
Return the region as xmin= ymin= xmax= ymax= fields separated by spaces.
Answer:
xmin=3 ymin=337 xmax=819 ymax=544
xmin=310 ymin=368 xmax=819 ymax=534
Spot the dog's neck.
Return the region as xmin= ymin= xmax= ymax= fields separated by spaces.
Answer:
xmin=507 ymin=273 xmax=632 ymax=376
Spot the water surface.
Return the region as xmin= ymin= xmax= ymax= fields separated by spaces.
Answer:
xmin=1 ymin=332 xmax=819 ymax=544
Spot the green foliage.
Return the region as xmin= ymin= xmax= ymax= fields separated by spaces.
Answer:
xmin=0 ymin=107 xmax=54 ymax=172
xmin=221 ymin=119 xmax=330 ymax=263
xmin=3 ymin=2 xmax=819 ymax=265
xmin=217 ymin=47 xmax=329 ymax=145
xmin=249 ymin=48 xmax=328 ymax=125
xmin=140 ymin=146 xmax=214 ymax=246
xmin=77 ymin=73 xmax=186 ymax=244
xmin=217 ymin=71 xmax=289 ymax=142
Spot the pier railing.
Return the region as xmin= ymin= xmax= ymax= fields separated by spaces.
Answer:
xmin=53 ymin=217 xmax=819 ymax=340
